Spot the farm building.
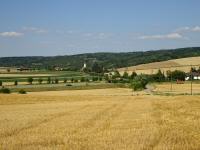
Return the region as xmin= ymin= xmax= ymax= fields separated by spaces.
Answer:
xmin=185 ymin=72 xmax=200 ymax=80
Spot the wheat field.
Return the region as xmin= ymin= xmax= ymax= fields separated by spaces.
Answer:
xmin=0 ymin=88 xmax=200 ymax=150
xmin=154 ymin=82 xmax=200 ymax=94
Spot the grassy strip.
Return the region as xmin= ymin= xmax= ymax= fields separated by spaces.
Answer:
xmin=0 ymin=75 xmax=92 ymax=82
xmin=10 ymin=83 xmax=126 ymax=92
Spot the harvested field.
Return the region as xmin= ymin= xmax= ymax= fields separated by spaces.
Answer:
xmin=154 ymin=82 xmax=200 ymax=94
xmin=0 ymin=88 xmax=200 ymax=149
xmin=118 ymin=56 xmax=200 ymax=75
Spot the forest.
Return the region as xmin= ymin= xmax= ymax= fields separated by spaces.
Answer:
xmin=0 ymin=47 xmax=200 ymax=71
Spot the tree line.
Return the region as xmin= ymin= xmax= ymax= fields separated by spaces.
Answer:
xmin=105 ymin=68 xmax=197 ymax=91
xmin=0 ymin=47 xmax=200 ymax=71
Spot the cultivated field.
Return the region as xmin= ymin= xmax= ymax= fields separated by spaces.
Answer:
xmin=153 ymin=82 xmax=200 ymax=95
xmin=0 ymin=71 xmax=90 ymax=86
xmin=0 ymin=88 xmax=200 ymax=149
xmin=118 ymin=56 xmax=200 ymax=75
xmin=0 ymin=74 xmax=53 ymax=78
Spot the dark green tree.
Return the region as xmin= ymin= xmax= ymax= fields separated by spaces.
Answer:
xmin=130 ymin=75 xmax=148 ymax=91
xmin=91 ymin=62 xmax=103 ymax=73
xmin=113 ymin=70 xmax=121 ymax=79
xmin=14 ymin=80 xmax=18 ymax=86
xmin=122 ymin=71 xmax=129 ymax=79
xmin=80 ymin=77 xmax=85 ymax=82
xmin=55 ymin=78 xmax=59 ymax=84
xmin=38 ymin=78 xmax=43 ymax=84
xmin=47 ymin=77 xmax=51 ymax=84
xmin=153 ymin=69 xmax=165 ymax=82
xmin=27 ymin=77 xmax=33 ymax=84
xmin=63 ymin=78 xmax=67 ymax=83
xmin=92 ymin=76 xmax=98 ymax=81
xmin=171 ymin=70 xmax=186 ymax=81
xmin=130 ymin=71 xmax=137 ymax=79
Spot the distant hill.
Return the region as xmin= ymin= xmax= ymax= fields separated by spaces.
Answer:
xmin=0 ymin=47 xmax=200 ymax=71
xmin=118 ymin=56 xmax=200 ymax=75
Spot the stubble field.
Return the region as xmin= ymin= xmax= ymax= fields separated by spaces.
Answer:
xmin=0 ymin=88 xmax=200 ymax=150
xmin=118 ymin=56 xmax=200 ymax=75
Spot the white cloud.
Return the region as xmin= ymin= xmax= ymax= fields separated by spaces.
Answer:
xmin=22 ymin=27 xmax=48 ymax=34
xmin=66 ymin=30 xmax=76 ymax=34
xmin=192 ymin=26 xmax=200 ymax=32
xmin=176 ymin=26 xmax=200 ymax=32
xmin=83 ymin=33 xmax=93 ymax=37
xmin=97 ymin=33 xmax=107 ymax=39
xmin=139 ymin=33 xmax=183 ymax=40
xmin=82 ymin=32 xmax=113 ymax=40
xmin=176 ymin=27 xmax=190 ymax=32
xmin=0 ymin=32 xmax=24 ymax=37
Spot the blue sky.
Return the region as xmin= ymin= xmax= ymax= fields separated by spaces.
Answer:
xmin=0 ymin=0 xmax=200 ymax=56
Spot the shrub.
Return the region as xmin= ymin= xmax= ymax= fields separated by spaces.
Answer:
xmin=104 ymin=74 xmax=109 ymax=81
xmin=55 ymin=78 xmax=59 ymax=84
xmin=63 ymin=78 xmax=67 ymax=83
xmin=18 ymin=89 xmax=27 ymax=94
xmin=0 ymin=88 xmax=11 ymax=94
xmin=14 ymin=80 xmax=18 ymax=86
xmin=80 ymin=77 xmax=85 ymax=82
xmin=166 ymin=70 xmax=186 ymax=81
xmin=38 ymin=78 xmax=43 ymax=84
xmin=122 ymin=71 xmax=129 ymax=79
xmin=131 ymin=80 xmax=144 ymax=91
xmin=130 ymin=71 xmax=137 ymax=79
xmin=74 ymin=79 xmax=78 ymax=83
xmin=112 ymin=70 xmax=121 ymax=79
xmin=130 ymin=75 xmax=148 ymax=91
xmin=92 ymin=76 xmax=98 ymax=81
xmin=0 ymin=80 xmax=2 ymax=86
xmin=27 ymin=77 xmax=33 ymax=84
xmin=171 ymin=70 xmax=186 ymax=81
xmin=66 ymin=84 xmax=72 ymax=86
xmin=112 ymin=79 xmax=118 ymax=83
xmin=152 ymin=69 xmax=165 ymax=82
xmin=47 ymin=77 xmax=51 ymax=84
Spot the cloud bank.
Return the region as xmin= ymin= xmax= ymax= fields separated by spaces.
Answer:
xmin=0 ymin=32 xmax=24 ymax=37
xmin=22 ymin=27 xmax=48 ymax=34
xmin=176 ymin=26 xmax=200 ymax=32
xmin=139 ymin=33 xmax=183 ymax=40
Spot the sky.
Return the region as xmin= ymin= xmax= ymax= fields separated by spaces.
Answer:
xmin=0 ymin=0 xmax=200 ymax=57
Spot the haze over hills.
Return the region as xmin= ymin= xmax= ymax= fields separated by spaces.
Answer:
xmin=0 ymin=47 xmax=200 ymax=71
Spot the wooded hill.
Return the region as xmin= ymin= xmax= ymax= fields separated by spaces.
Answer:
xmin=0 ymin=47 xmax=200 ymax=71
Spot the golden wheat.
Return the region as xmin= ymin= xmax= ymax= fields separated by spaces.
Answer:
xmin=0 ymin=88 xmax=200 ymax=149
xmin=118 ymin=56 xmax=200 ymax=75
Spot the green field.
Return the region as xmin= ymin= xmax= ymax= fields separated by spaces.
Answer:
xmin=0 ymin=71 xmax=113 ymax=92
xmin=0 ymin=71 xmax=88 ymax=82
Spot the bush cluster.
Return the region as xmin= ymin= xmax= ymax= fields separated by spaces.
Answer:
xmin=130 ymin=75 xmax=148 ymax=91
xmin=0 ymin=88 xmax=11 ymax=94
xmin=18 ymin=89 xmax=27 ymax=94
